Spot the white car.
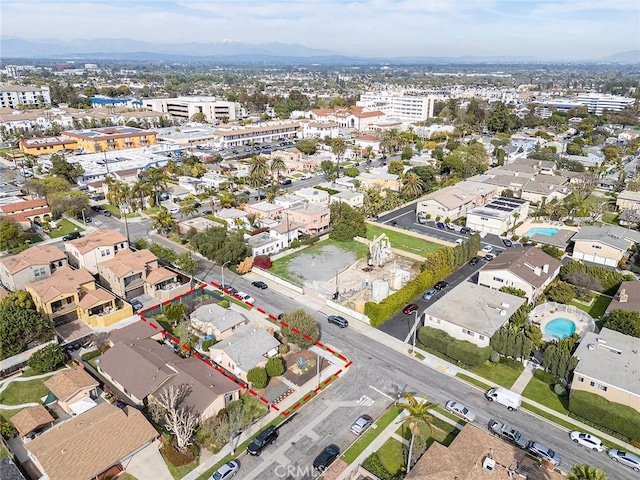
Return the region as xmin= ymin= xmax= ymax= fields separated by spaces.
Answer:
xmin=570 ymin=431 xmax=605 ymax=452
xmin=210 ymin=460 xmax=239 ymax=479
xmin=169 ymin=206 xmax=180 ymax=214
xmin=300 ymin=173 xmax=312 ymax=180
xmin=481 ymin=245 xmax=493 ymax=254
xmin=444 ymin=400 xmax=476 ymax=422
xmin=236 ymin=292 xmax=255 ymax=304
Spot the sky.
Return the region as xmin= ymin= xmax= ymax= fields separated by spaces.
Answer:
xmin=1 ymin=0 xmax=639 ymax=59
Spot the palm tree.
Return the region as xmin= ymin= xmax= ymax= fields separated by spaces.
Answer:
xmin=402 ymin=172 xmax=425 ymax=199
xmin=266 ymin=184 xmax=282 ymax=202
xmin=151 ymin=210 xmax=176 ymax=235
xmin=248 ymin=155 xmax=270 ymax=200
xmin=218 ymin=191 xmax=236 ymax=208
xmin=270 ymin=157 xmax=286 ymax=182
xmin=380 ymin=129 xmax=400 ymax=154
xmin=364 ymin=145 xmax=374 ymax=161
xmin=142 ymin=167 xmax=168 ymax=206
xmin=131 ymin=179 xmax=153 ymax=212
xmin=179 ymin=202 xmax=198 ymax=218
xmin=396 ymin=393 xmax=438 ymax=473
xmin=566 ymin=464 xmax=609 ymax=480
xmin=331 ymin=137 xmax=347 ymax=177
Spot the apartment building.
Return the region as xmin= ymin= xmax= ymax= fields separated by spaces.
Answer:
xmin=213 ymin=122 xmax=301 ymax=148
xmin=61 ymin=126 xmax=157 ymax=153
xmin=19 ymin=136 xmax=78 ymax=156
xmin=465 ymin=197 xmax=529 ymax=235
xmin=64 ymin=229 xmax=129 ymax=274
xmin=0 ymin=244 xmax=68 ymax=291
xmin=143 ymin=96 xmax=244 ymax=122
xmin=286 ymin=202 xmax=330 ymax=236
xmin=0 ymin=85 xmax=51 ymax=109
xmin=0 ymin=198 xmax=52 ymax=229
xmin=356 ymin=90 xmax=436 ymax=121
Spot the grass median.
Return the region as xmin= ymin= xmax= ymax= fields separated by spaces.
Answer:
xmin=341 ymin=405 xmax=402 ymax=464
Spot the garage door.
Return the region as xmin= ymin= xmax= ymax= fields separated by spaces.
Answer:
xmin=125 ymin=286 xmax=145 ymax=300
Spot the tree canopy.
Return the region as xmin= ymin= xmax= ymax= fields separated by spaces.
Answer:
xmin=0 ymin=292 xmax=54 ymax=360
xmin=279 ymin=309 xmax=319 ymax=348
xmin=599 ymin=310 xmax=640 ymax=338
xmin=49 ymin=153 xmax=84 ymax=184
xmin=190 ymin=227 xmax=252 ymax=266
xmin=329 ymin=202 xmax=366 ymax=241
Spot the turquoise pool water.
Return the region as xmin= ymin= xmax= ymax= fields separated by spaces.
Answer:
xmin=545 ymin=318 xmax=577 ymax=339
xmin=524 ymin=227 xmax=560 ymax=237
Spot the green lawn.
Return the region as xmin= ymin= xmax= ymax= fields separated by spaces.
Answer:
xmin=456 ymin=373 xmax=492 ymax=390
xmin=269 ymin=239 xmax=369 ymax=286
xmin=366 ymin=224 xmax=441 ymax=257
xmin=0 ymin=379 xmax=50 ymax=405
xmin=48 ymin=218 xmax=85 ymax=238
xmin=396 ymin=418 xmax=458 ymax=448
xmin=469 ymin=360 xmax=523 ymax=389
xmin=24 ymin=233 xmax=43 ymax=244
xmin=601 ymin=212 xmax=619 ymax=225
xmin=0 ymin=443 xmax=7 ymax=458
xmin=341 ymin=406 xmax=402 ymax=464
xmin=521 ymin=370 xmax=569 ymax=415
xmin=101 ymin=204 xmax=122 ymax=216
xmin=569 ymin=293 xmax=612 ymax=320
xmin=377 ymin=438 xmax=405 ymax=475
xmin=0 ymin=408 xmax=23 ymax=422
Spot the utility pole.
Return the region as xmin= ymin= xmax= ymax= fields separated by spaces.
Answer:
xmin=221 ymin=261 xmax=231 ymax=289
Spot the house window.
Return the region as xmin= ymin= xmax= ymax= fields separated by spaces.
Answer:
xmin=493 ymin=277 xmax=504 ymax=283
xmin=101 ymin=249 xmax=111 ymax=257
xmin=462 ymin=329 xmax=475 ymax=337
xmin=592 ymin=245 xmax=602 ymax=250
xmin=578 ymin=377 xmax=584 ymax=382
xmin=479 ymin=335 xmax=485 ymax=341
xmin=589 ymin=381 xmax=607 ymax=391
xmin=34 ymin=267 xmax=46 ymax=277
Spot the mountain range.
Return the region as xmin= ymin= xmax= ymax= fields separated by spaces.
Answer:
xmin=1 ymin=37 xmax=639 ymax=64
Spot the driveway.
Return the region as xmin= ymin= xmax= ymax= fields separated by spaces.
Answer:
xmin=124 ymin=440 xmax=173 ymax=480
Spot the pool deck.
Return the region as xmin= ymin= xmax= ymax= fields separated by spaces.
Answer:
xmin=530 ymin=304 xmax=595 ymax=341
xmin=516 ymin=221 xmax=578 ymax=248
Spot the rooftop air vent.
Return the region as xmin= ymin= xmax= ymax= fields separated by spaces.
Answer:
xmin=587 ymin=344 xmax=596 ymax=351
xmin=597 ymin=338 xmax=607 ymax=345
xmin=482 ymin=457 xmax=496 ymax=474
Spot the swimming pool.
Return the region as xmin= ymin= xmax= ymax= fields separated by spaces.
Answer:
xmin=524 ymin=227 xmax=560 ymax=237
xmin=545 ymin=318 xmax=577 ymax=339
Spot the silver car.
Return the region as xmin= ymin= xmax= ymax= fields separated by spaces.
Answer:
xmin=210 ymin=460 xmax=239 ymax=479
xmin=444 ymin=400 xmax=476 ymax=422
xmin=350 ymin=414 xmax=373 ymax=435
xmin=608 ymin=449 xmax=640 ymax=471
xmin=528 ymin=442 xmax=561 ymax=466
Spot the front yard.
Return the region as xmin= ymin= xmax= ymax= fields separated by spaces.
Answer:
xmin=0 ymin=378 xmax=50 ymax=406
xmin=366 ymin=224 xmax=441 ymax=257
xmin=469 ymin=359 xmax=523 ymax=389
xmin=48 ymin=218 xmax=85 ymax=238
xmin=341 ymin=406 xmax=403 ymax=464
xmin=521 ymin=370 xmax=569 ymax=415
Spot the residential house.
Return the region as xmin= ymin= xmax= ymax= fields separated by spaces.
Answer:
xmin=286 ymin=202 xmax=330 ymax=236
xmin=97 ymin=248 xmax=189 ymax=301
xmin=416 ymin=186 xmax=478 ymax=221
xmin=0 ymin=244 xmax=68 ymax=291
xmin=571 ymin=226 xmax=640 ymax=267
xmin=0 ymin=198 xmax=51 ymax=228
xmin=273 ymin=194 xmax=306 ymax=209
xmin=179 ymin=216 xmax=224 ymax=234
xmin=111 ymin=168 xmax=140 ymax=185
xmin=616 ymin=190 xmax=640 ymax=212
xmin=605 ymin=281 xmax=640 ymax=315
xmin=190 ymin=303 xmax=248 ymax=340
xmin=329 ymin=190 xmax=364 ymax=208
xmin=465 ymin=197 xmax=529 ymax=235
xmin=25 ymin=267 xmax=133 ymax=327
xmin=571 ymin=328 xmax=640 ymax=412
xmin=245 ymin=224 xmax=300 ymax=256
xmin=64 ymin=229 xmax=128 ymax=274
xmin=44 ymin=368 xmax=99 ymax=416
xmin=477 ymin=247 xmax=561 ymax=303
xmin=354 ymin=134 xmax=381 ymax=153
xmin=0 ymin=455 xmax=28 ymax=480
xmin=26 ymin=402 xmax=158 ymax=480
xmin=166 ymin=183 xmax=191 ymax=202
xmin=209 ymin=324 xmax=280 ymax=381
xmin=244 ymin=201 xmax=284 ymax=222
xmin=406 ymin=423 xmax=563 ymax=480
xmin=215 ymin=207 xmax=250 ymax=229
xmin=295 ymin=187 xmax=329 ymax=205
xmin=356 ymin=172 xmax=401 ymax=191
xmin=10 ymin=405 xmax=55 ymax=439
xmin=422 ymin=283 xmax=525 ymax=347
xmin=98 ymin=338 xmax=241 ymax=419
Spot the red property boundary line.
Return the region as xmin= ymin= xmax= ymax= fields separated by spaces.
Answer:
xmin=133 ymin=280 xmax=352 ymax=415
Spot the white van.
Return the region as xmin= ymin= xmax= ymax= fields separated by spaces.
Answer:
xmin=485 ymin=387 xmax=521 ymax=411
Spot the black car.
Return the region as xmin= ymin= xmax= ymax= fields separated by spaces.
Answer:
xmin=469 ymin=256 xmax=480 ymax=266
xmin=62 ymin=231 xmax=82 ymax=241
xmin=434 ymin=281 xmax=449 ymax=290
xmin=252 ymin=281 xmax=268 ymax=290
xmin=222 ymin=284 xmax=238 ymax=295
xmin=102 ymin=210 xmax=112 ymax=217
xmin=460 ymin=227 xmax=470 ymax=234
xmin=202 ymin=209 xmax=212 ymax=215
xmin=327 ymin=315 xmax=348 ymax=328
xmin=247 ymin=426 xmax=278 ymax=456
xmin=313 ymin=444 xmax=340 ymax=471
xmin=389 ymin=220 xmax=397 ymax=227
xmin=281 ymin=179 xmax=292 ymax=186
xmin=193 ymin=202 xmax=201 ymax=208
xmin=502 ymin=238 xmax=514 ymax=248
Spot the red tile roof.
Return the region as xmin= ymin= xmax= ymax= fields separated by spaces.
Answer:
xmin=0 ymin=198 xmax=48 ymax=214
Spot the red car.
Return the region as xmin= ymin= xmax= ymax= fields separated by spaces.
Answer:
xmin=403 ymin=303 xmax=419 ymax=314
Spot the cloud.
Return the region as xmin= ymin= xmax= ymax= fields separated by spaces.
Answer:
xmin=1 ymin=0 xmax=637 ymax=58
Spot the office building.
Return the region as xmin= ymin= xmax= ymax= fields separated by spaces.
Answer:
xmin=143 ymin=96 xmax=245 ymax=123
xmin=357 ymin=91 xmax=436 ymax=121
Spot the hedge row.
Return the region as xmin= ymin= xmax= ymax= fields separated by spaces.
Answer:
xmin=568 ymin=389 xmax=640 ymax=442
xmin=365 ymin=235 xmax=481 ymax=327
xmin=418 ymin=326 xmax=492 ymax=367
xmin=560 ymin=260 xmax=632 ymax=295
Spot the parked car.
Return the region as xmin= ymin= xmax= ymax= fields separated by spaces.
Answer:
xmin=460 ymin=227 xmax=470 ymax=234
xmin=221 ymin=284 xmax=238 ymax=295
xmin=251 ymin=281 xmax=268 ymax=290
xmin=102 ymin=210 xmax=112 ymax=217
xmin=247 ymin=427 xmax=278 ymax=456
xmin=209 ymin=460 xmax=240 ymax=480
xmin=481 ymin=245 xmax=493 ymax=254
xmin=169 ymin=206 xmax=180 ymax=214
xmin=389 ymin=220 xmax=397 ymax=227
xmin=607 ymin=449 xmax=640 ymax=471
xmin=300 ymin=173 xmax=312 ymax=180
xmin=502 ymin=238 xmax=513 ymax=248
xmin=236 ymin=292 xmax=255 ymax=304
xmin=445 ymin=400 xmax=476 ymax=422
xmin=528 ymin=442 xmax=562 ymax=466
xmin=350 ymin=415 xmax=373 ymax=435
xmin=62 ymin=231 xmax=82 ymax=241
xmin=313 ymin=444 xmax=340 ymax=471
xmin=403 ymin=303 xmax=419 ymax=314
xmin=445 ymin=223 xmax=456 ymax=230
xmin=436 ymin=222 xmax=446 ymax=229
xmin=484 ymin=254 xmax=494 ymax=261
xmin=281 ymin=179 xmax=292 ymax=186
xmin=469 ymin=256 xmax=480 ymax=266
xmin=417 ymin=215 xmax=427 ymax=225
xmin=202 ymin=209 xmax=212 ymax=215
xmin=423 ymin=288 xmax=438 ymax=300
xmin=570 ymin=431 xmax=605 ymax=452
xmin=488 ymin=420 xmax=529 ymax=449
xmin=131 ymin=299 xmax=143 ymax=312
xmin=434 ymin=281 xmax=449 ymax=290
xmin=327 ymin=315 xmax=348 ymax=328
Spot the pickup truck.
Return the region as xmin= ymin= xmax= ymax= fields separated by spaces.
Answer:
xmin=488 ymin=420 xmax=529 ymax=449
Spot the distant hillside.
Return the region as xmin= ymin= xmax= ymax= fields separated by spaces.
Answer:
xmin=597 ymin=50 xmax=640 ymax=63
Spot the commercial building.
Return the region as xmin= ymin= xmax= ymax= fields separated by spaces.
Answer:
xmin=309 ymin=106 xmax=386 ymax=131
xmin=143 ymin=96 xmax=244 ymax=123
xmin=357 ymin=90 xmax=436 ymax=121
xmin=0 ymin=84 xmax=51 ymax=109
xmin=575 ymin=93 xmax=636 ymax=115
xmin=61 ymin=126 xmax=157 ymax=153
xmin=212 ymin=122 xmax=301 ymax=148
xmin=465 ymin=197 xmax=529 ymax=235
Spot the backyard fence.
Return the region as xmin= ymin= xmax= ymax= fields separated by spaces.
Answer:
xmin=529 ymin=302 xmax=596 ymax=329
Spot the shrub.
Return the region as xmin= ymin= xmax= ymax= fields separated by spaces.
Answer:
xmin=266 ymin=357 xmax=285 ymax=377
xmin=247 ymin=367 xmax=268 ymax=388
xmin=289 ymin=239 xmax=301 ymax=248
xmin=569 ymin=390 xmax=640 ymax=442
xmin=540 ymin=244 xmax=564 ymax=259
xmin=201 ymin=338 xmax=217 ymax=351
xmin=362 ymin=452 xmax=403 ymax=480
xmin=278 ymin=343 xmax=290 ymax=354
xmin=0 ymin=417 xmax=17 ymax=439
xmin=560 ymin=260 xmax=630 ymax=295
xmin=545 ymin=281 xmax=575 ymax=304
xmin=279 ymin=309 xmax=319 ymax=348
xmin=161 ymin=444 xmax=196 ymax=467
xmin=27 ymin=344 xmax=66 ymax=373
xmin=553 ymin=384 xmax=567 ymax=396
xmin=512 ymin=234 xmax=519 ymax=241
xmin=254 ymin=255 xmax=272 ymax=270
xmin=81 ymin=350 xmax=101 ymax=362
xmin=417 ymin=326 xmax=491 ymax=366
xmin=217 ymin=299 xmax=229 ymax=309
xmin=490 ymin=350 xmax=501 ymax=363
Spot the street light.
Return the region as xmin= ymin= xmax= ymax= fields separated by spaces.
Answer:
xmin=221 ymin=261 xmax=231 ymax=290
xmin=412 ymin=310 xmax=419 ymax=354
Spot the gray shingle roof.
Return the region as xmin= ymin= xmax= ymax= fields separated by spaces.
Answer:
xmin=0 ymin=456 xmax=27 ymax=480
xmin=571 ymin=226 xmax=640 ymax=251
xmin=190 ymin=304 xmax=247 ymax=333
xmin=211 ymin=325 xmax=280 ymax=371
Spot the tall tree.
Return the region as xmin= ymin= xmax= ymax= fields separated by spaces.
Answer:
xmin=270 ymin=157 xmax=286 ymax=182
xmin=248 ymin=155 xmax=270 ymax=199
xmin=141 ymin=167 xmax=168 ymax=206
xmin=151 ymin=210 xmax=176 ymax=234
xmin=49 ymin=153 xmax=84 ymax=184
xmin=154 ymin=384 xmax=198 ymax=451
xmin=402 ymin=172 xmax=425 ymax=199
xmin=566 ymin=464 xmax=608 ymax=480
xmin=396 ymin=393 xmax=438 ymax=474
xmin=179 ymin=202 xmax=198 ymax=219
xmin=0 ymin=219 xmax=24 ymax=251
xmin=331 ymin=137 xmax=347 ymax=176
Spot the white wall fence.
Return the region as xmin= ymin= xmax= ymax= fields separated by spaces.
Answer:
xmin=325 ymin=299 xmax=371 ymax=325
xmin=529 ymin=301 xmax=596 ymax=330
xmin=251 ymin=267 xmax=305 ymax=295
